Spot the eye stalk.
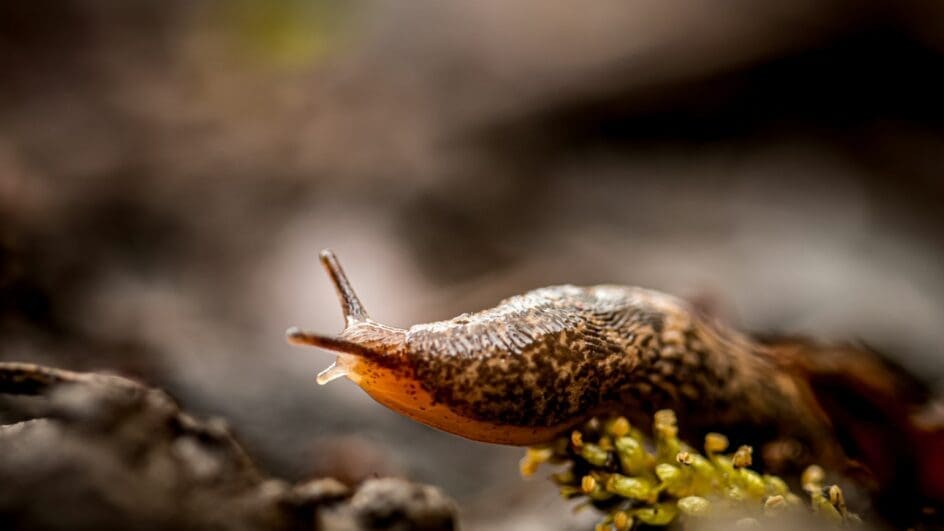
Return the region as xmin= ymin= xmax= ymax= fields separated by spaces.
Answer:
xmin=318 ymin=249 xmax=369 ymax=325
xmin=286 ymin=249 xmax=405 ymax=384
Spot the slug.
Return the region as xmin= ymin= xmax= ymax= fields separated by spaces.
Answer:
xmin=287 ymin=250 xmax=944 ymax=512
xmin=287 ymin=250 xmax=827 ymax=444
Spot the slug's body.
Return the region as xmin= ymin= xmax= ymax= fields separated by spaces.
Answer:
xmin=288 ymin=250 xmax=834 ymax=446
xmin=289 ymin=250 xmax=944 ymax=514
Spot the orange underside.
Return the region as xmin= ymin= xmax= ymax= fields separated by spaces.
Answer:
xmin=348 ymin=360 xmax=573 ymax=446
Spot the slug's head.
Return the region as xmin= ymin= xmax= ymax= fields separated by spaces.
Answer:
xmin=286 ymin=250 xmax=408 ymax=386
xmin=286 ymin=250 xmax=583 ymax=445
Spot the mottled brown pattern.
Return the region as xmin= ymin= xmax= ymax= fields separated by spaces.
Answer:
xmin=404 ymin=285 xmax=824 ymax=442
xmin=289 ymin=251 xmax=944 ymax=524
xmin=289 ymin=252 xmax=834 ymax=449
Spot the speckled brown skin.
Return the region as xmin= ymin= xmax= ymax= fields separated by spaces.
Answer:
xmin=288 ymin=250 xmax=944 ymax=519
xmin=405 ymin=285 xmax=826 ymax=439
xmin=287 ymin=251 xmax=831 ymax=449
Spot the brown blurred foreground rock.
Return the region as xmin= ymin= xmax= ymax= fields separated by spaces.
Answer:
xmin=0 ymin=362 xmax=456 ymax=531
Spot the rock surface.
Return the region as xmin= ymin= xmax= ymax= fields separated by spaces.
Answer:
xmin=0 ymin=362 xmax=456 ymax=531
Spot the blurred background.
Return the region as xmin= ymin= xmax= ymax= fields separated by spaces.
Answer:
xmin=2 ymin=1 xmax=944 ymax=529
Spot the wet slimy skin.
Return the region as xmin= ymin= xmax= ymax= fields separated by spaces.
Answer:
xmin=286 ymin=250 xmax=833 ymax=449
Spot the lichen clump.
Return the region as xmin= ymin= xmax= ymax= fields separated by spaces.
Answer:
xmin=520 ymin=410 xmax=860 ymax=530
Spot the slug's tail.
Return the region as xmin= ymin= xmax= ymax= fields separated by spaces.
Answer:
xmin=762 ymin=336 xmax=944 ymax=521
xmin=286 ymin=249 xmax=406 ymax=385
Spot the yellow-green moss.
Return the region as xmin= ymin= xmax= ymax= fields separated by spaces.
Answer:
xmin=520 ymin=410 xmax=860 ymax=530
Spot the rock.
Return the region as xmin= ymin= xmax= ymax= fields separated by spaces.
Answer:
xmin=0 ymin=362 xmax=456 ymax=531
